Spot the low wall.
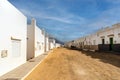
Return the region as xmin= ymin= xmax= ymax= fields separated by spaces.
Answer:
xmin=113 ymin=44 xmax=120 ymax=52
xmin=98 ymin=44 xmax=110 ymax=51
xmin=98 ymin=44 xmax=120 ymax=52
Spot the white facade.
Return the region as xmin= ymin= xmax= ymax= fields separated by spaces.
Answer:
xmin=27 ymin=19 xmax=45 ymax=60
xmin=0 ymin=0 xmax=27 ymax=76
xmin=55 ymin=43 xmax=61 ymax=48
xmin=49 ymin=38 xmax=56 ymax=49
xmin=45 ymin=35 xmax=49 ymax=51
xmin=65 ymin=23 xmax=120 ymax=52
xmin=97 ymin=24 xmax=120 ymax=45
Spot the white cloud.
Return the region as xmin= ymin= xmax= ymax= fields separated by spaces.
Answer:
xmin=105 ymin=0 xmax=120 ymax=3
xmin=19 ymin=1 xmax=120 ymax=41
xmin=85 ymin=6 xmax=120 ymax=30
xmin=20 ymin=8 xmax=86 ymax=25
xmin=43 ymin=16 xmax=72 ymax=24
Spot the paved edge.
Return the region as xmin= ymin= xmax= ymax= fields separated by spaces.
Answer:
xmin=21 ymin=50 xmax=53 ymax=80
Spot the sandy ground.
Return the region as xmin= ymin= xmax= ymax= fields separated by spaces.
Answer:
xmin=25 ymin=48 xmax=120 ymax=80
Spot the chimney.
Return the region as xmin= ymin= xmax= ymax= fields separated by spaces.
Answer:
xmin=31 ymin=18 xmax=36 ymax=26
xmin=41 ymin=29 xmax=45 ymax=35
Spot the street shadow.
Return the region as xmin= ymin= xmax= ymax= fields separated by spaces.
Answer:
xmin=80 ymin=50 xmax=120 ymax=68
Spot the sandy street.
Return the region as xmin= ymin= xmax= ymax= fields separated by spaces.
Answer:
xmin=25 ymin=48 xmax=120 ymax=80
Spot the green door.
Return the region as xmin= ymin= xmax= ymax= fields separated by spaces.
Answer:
xmin=109 ymin=38 xmax=113 ymax=51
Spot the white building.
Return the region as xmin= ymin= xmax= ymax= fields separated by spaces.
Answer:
xmin=49 ymin=38 xmax=56 ymax=50
xmin=45 ymin=34 xmax=50 ymax=52
xmin=97 ymin=23 xmax=120 ymax=52
xmin=27 ymin=19 xmax=45 ymax=60
xmin=0 ymin=0 xmax=27 ymax=76
xmin=55 ymin=43 xmax=62 ymax=48
xmin=65 ymin=23 xmax=120 ymax=52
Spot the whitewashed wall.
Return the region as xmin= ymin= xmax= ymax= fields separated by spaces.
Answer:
xmin=98 ymin=24 xmax=120 ymax=45
xmin=0 ymin=0 xmax=27 ymax=76
xmin=35 ymin=25 xmax=45 ymax=57
xmin=71 ymin=23 xmax=120 ymax=51
xmin=55 ymin=43 xmax=61 ymax=48
xmin=27 ymin=19 xmax=45 ymax=59
xmin=49 ymin=39 xmax=55 ymax=49
xmin=27 ymin=24 xmax=35 ymax=60
xmin=45 ymin=36 xmax=49 ymax=51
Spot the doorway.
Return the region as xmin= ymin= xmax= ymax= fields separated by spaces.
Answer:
xmin=109 ymin=37 xmax=113 ymax=51
xmin=12 ymin=40 xmax=21 ymax=57
xmin=102 ymin=39 xmax=105 ymax=44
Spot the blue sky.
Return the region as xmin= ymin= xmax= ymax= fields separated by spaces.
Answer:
xmin=9 ymin=0 xmax=120 ymax=42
